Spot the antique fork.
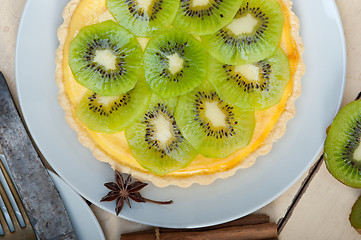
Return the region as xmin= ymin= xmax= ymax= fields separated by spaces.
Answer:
xmin=0 ymin=148 xmax=36 ymax=240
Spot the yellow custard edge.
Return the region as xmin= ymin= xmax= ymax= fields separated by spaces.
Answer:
xmin=56 ymin=0 xmax=305 ymax=187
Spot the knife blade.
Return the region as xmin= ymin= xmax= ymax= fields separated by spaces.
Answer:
xmin=0 ymin=72 xmax=77 ymax=240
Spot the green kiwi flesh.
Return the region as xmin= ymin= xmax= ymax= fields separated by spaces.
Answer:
xmin=106 ymin=0 xmax=179 ymax=37
xmin=175 ymin=80 xmax=255 ymax=158
xmin=69 ymin=20 xmax=143 ymax=96
xmin=75 ymin=78 xmax=151 ymax=133
xmin=173 ymin=0 xmax=243 ymax=36
xmin=208 ymin=47 xmax=290 ymax=110
xmin=201 ymin=0 xmax=284 ymax=65
xmin=350 ymin=196 xmax=361 ymax=234
xmin=144 ymin=30 xmax=207 ymax=98
xmin=125 ymin=96 xmax=197 ymax=175
xmin=324 ymin=99 xmax=361 ymax=188
xmin=69 ymin=1 xmax=294 ymax=174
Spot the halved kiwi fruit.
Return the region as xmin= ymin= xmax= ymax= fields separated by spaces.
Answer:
xmin=324 ymin=99 xmax=361 ymax=188
xmin=350 ymin=196 xmax=361 ymax=234
xmin=75 ymin=77 xmax=151 ymax=133
xmin=144 ymin=30 xmax=207 ymax=98
xmin=69 ymin=20 xmax=143 ymax=96
xmin=175 ymin=80 xmax=255 ymax=158
xmin=208 ymin=47 xmax=290 ymax=110
xmin=201 ymin=0 xmax=284 ymax=65
xmin=172 ymin=0 xmax=243 ymax=36
xmin=106 ymin=0 xmax=179 ymax=37
xmin=125 ymin=96 xmax=197 ymax=175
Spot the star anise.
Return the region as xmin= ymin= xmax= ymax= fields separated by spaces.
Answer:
xmin=100 ymin=170 xmax=173 ymax=215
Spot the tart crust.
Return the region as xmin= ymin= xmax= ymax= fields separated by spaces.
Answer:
xmin=56 ymin=0 xmax=305 ymax=187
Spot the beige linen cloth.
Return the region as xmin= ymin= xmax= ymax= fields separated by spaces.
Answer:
xmin=90 ymin=205 xmax=151 ymax=240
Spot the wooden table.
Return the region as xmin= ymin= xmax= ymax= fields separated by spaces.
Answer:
xmin=1 ymin=1 xmax=361 ymax=239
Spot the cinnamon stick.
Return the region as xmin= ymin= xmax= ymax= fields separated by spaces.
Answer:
xmin=122 ymin=222 xmax=278 ymax=240
xmin=122 ymin=214 xmax=269 ymax=238
xmin=204 ymin=214 xmax=269 ymax=229
xmin=121 ymin=232 xmax=156 ymax=240
xmin=163 ymin=214 xmax=270 ymax=232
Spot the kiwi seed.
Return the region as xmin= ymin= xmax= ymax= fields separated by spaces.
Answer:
xmin=175 ymin=80 xmax=255 ymax=158
xmin=222 ymin=60 xmax=272 ymax=92
xmin=324 ymin=99 xmax=361 ymax=188
xmin=126 ymin=96 xmax=197 ymax=175
xmin=69 ymin=20 xmax=143 ymax=96
xmin=144 ymin=30 xmax=207 ymax=98
xmin=75 ymin=78 xmax=151 ymax=133
xmin=84 ymin=39 xmax=127 ymax=79
xmin=208 ymin=47 xmax=290 ymax=110
xmin=193 ymin=91 xmax=237 ymax=139
xmin=143 ymin=103 xmax=185 ymax=157
xmin=173 ymin=0 xmax=243 ymax=35
xmin=86 ymin=93 xmax=129 ymax=116
xmin=107 ymin=0 xmax=180 ymax=37
xmin=155 ymin=42 xmax=189 ymax=82
xmin=201 ymin=0 xmax=284 ymax=65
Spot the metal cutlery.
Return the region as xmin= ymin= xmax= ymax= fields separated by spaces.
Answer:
xmin=0 ymin=71 xmax=76 ymax=239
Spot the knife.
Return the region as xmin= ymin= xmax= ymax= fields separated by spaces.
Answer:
xmin=0 ymin=72 xmax=77 ymax=240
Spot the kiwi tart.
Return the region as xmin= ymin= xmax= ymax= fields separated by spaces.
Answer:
xmin=56 ymin=0 xmax=304 ymax=187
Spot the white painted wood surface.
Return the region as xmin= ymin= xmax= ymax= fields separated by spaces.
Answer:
xmin=0 ymin=0 xmax=360 ymax=239
xmin=280 ymin=1 xmax=361 ymax=239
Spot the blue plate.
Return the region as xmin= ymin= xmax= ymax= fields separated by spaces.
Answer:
xmin=15 ymin=0 xmax=346 ymax=228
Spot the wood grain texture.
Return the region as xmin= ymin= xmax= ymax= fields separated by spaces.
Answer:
xmin=336 ymin=0 xmax=361 ymax=106
xmin=280 ymin=163 xmax=361 ymax=239
xmin=0 ymin=0 xmax=26 ymax=108
xmin=280 ymin=1 xmax=361 ymax=238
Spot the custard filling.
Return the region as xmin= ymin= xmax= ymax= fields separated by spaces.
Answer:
xmin=62 ymin=0 xmax=300 ymax=177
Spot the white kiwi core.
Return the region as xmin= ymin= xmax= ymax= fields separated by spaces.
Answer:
xmin=136 ymin=0 xmax=152 ymax=13
xmin=167 ymin=53 xmax=184 ymax=75
xmin=153 ymin=113 xmax=174 ymax=147
xmin=204 ymin=101 xmax=227 ymax=128
xmin=93 ymin=50 xmax=117 ymax=71
xmin=353 ymin=139 xmax=361 ymax=161
xmin=234 ymin=64 xmax=260 ymax=82
xmin=226 ymin=14 xmax=259 ymax=35
xmin=191 ymin=0 xmax=210 ymax=7
xmin=96 ymin=96 xmax=120 ymax=106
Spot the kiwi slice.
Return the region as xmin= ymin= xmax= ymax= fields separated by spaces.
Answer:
xmin=350 ymin=196 xmax=361 ymax=234
xmin=324 ymin=99 xmax=361 ymax=188
xmin=144 ymin=30 xmax=207 ymax=98
xmin=208 ymin=47 xmax=290 ymax=110
xmin=172 ymin=0 xmax=243 ymax=36
xmin=175 ymin=80 xmax=255 ymax=158
xmin=106 ymin=0 xmax=179 ymax=37
xmin=125 ymin=96 xmax=197 ymax=175
xmin=201 ymin=0 xmax=284 ymax=65
xmin=75 ymin=77 xmax=151 ymax=133
xmin=69 ymin=20 xmax=142 ymax=96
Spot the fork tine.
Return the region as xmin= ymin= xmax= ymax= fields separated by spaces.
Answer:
xmin=0 ymin=157 xmax=28 ymax=230
xmin=0 ymin=174 xmax=20 ymax=230
xmin=0 ymin=153 xmax=37 ymax=239
xmin=0 ymin=196 xmax=10 ymax=235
